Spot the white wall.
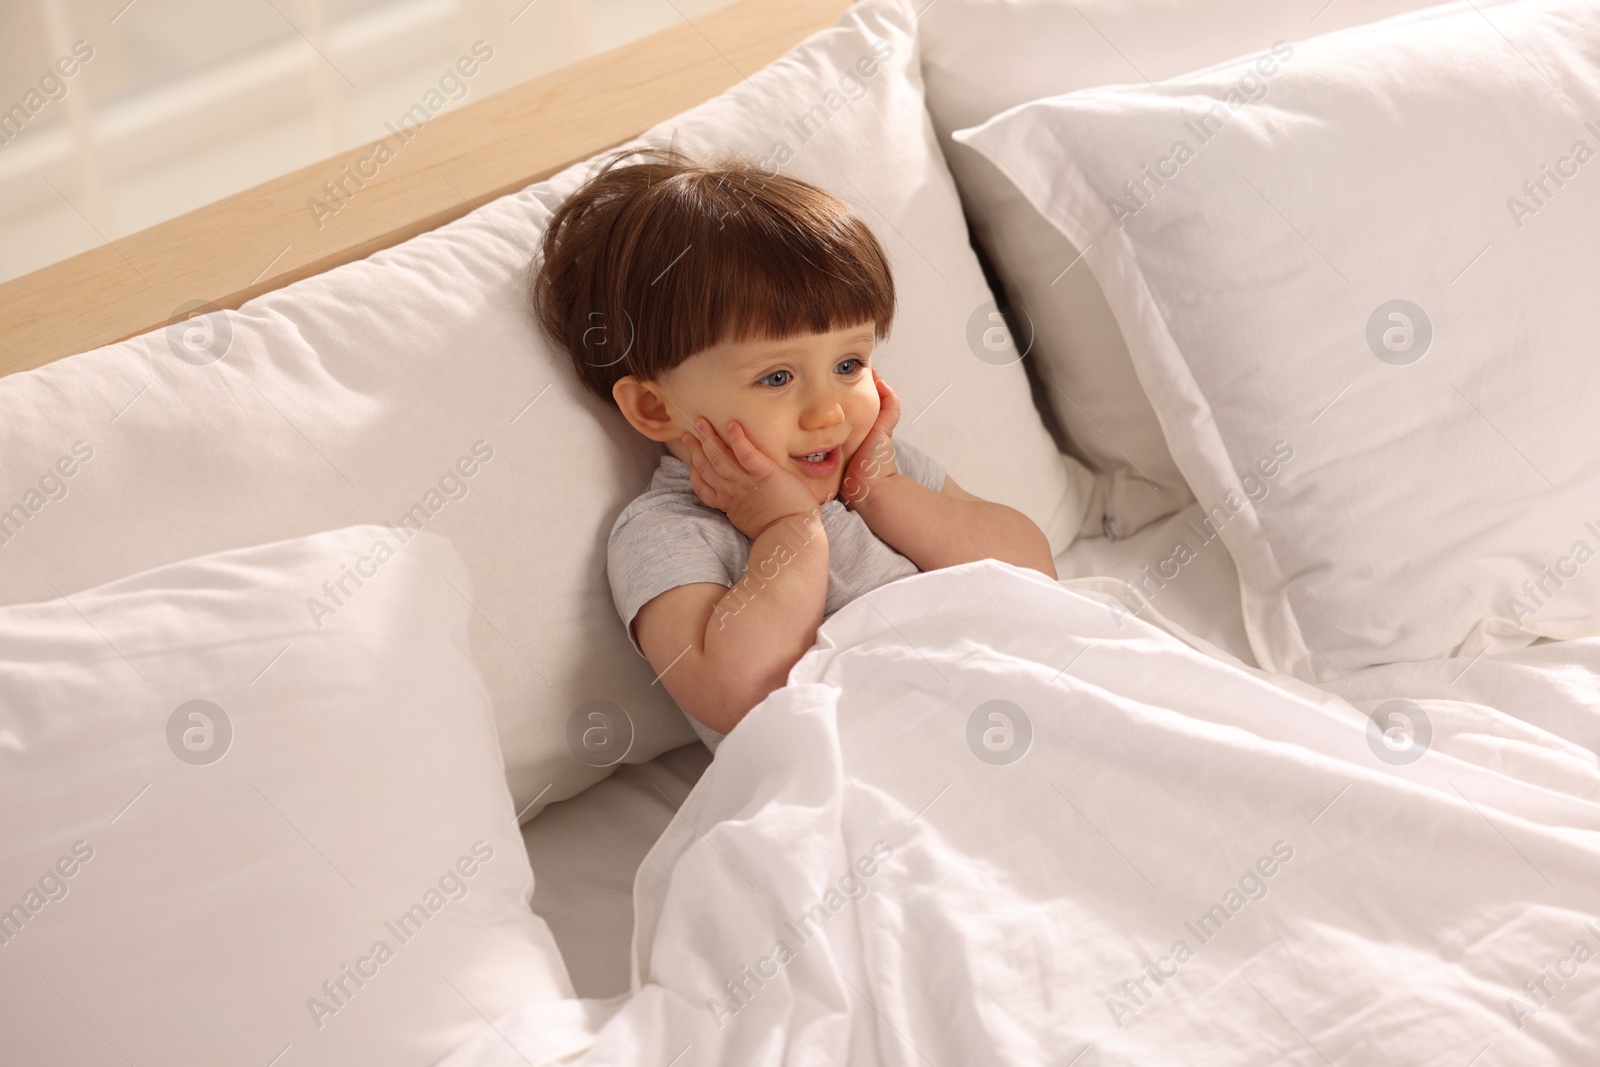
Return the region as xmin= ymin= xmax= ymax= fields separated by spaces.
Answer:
xmin=0 ymin=0 xmax=737 ymax=283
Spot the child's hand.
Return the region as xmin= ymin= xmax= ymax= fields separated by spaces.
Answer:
xmin=840 ymin=369 xmax=900 ymax=510
xmin=681 ymin=417 xmax=822 ymax=542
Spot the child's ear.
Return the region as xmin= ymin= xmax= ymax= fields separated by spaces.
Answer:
xmin=612 ymin=376 xmax=682 ymax=443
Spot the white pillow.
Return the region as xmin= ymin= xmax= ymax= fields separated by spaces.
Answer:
xmin=0 ymin=0 xmax=1092 ymax=817
xmin=916 ymin=0 xmax=1492 ymax=537
xmin=0 ymin=526 xmax=572 ymax=1066
xmin=955 ymin=0 xmax=1600 ymax=680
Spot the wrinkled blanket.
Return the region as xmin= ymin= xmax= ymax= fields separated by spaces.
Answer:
xmin=445 ymin=560 xmax=1600 ymax=1066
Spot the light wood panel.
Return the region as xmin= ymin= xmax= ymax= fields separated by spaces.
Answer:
xmin=0 ymin=0 xmax=852 ymax=378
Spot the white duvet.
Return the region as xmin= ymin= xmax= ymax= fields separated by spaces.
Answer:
xmin=445 ymin=561 xmax=1600 ymax=1065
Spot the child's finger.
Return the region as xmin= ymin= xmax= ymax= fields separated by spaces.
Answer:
xmin=879 ymin=387 xmax=901 ymax=433
xmin=877 ymin=375 xmax=896 ymax=404
xmin=681 ymin=434 xmax=714 ymax=504
xmin=701 ymin=418 xmax=758 ymax=486
xmin=722 ymin=420 xmax=771 ymax=476
xmin=690 ymin=419 xmax=739 ymax=483
xmin=681 ymin=432 xmax=713 ymax=489
xmin=868 ymin=374 xmax=900 ymax=436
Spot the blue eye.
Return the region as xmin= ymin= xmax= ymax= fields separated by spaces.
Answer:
xmin=756 ymin=360 xmax=866 ymax=388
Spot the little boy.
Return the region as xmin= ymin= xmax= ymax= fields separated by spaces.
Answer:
xmin=533 ymin=146 xmax=1057 ymax=751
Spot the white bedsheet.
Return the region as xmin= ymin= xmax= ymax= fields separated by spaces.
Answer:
xmin=1056 ymin=501 xmax=1255 ymax=667
xmin=464 ymin=561 xmax=1600 ymax=1064
xmin=523 ymin=743 xmax=711 ymax=998
xmin=519 ymin=502 xmax=1255 ymax=1003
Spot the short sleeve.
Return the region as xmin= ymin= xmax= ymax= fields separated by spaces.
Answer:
xmin=892 ymin=437 xmax=947 ymax=493
xmin=607 ymin=502 xmax=735 ymax=658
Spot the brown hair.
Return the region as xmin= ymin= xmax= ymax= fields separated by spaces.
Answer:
xmin=531 ymin=144 xmax=896 ymax=408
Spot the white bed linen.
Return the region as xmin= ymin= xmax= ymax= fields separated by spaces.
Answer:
xmin=456 ymin=560 xmax=1600 ymax=1065
xmin=915 ymin=0 xmax=1488 ymax=538
xmin=952 ymin=0 xmax=1600 ymax=680
xmin=1055 ymin=501 xmax=1255 ymax=667
xmin=523 ymin=743 xmax=712 ymax=998
xmin=0 ymin=527 xmax=572 ymax=1067
xmin=518 ymin=510 xmax=1255 ymax=1004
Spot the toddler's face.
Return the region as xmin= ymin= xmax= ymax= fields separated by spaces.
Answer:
xmin=658 ymin=322 xmax=881 ymax=505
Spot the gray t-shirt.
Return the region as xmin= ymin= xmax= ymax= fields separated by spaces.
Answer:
xmin=607 ymin=438 xmax=946 ymax=750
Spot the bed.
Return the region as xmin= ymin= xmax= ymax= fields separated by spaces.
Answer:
xmin=528 ymin=499 xmax=1259 ymax=1002
xmin=3 ymin=0 xmax=1598 ymax=1063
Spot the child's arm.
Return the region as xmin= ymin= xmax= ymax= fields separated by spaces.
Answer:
xmin=852 ymin=474 xmax=1056 ymax=579
xmin=632 ymin=510 xmax=828 ymax=735
xmin=634 ymin=416 xmax=831 ymax=736
xmin=844 ymin=369 xmax=1056 ymax=579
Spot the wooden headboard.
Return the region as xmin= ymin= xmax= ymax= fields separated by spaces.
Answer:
xmin=0 ymin=0 xmax=852 ymax=379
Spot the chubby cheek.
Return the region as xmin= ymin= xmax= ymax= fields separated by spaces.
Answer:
xmin=735 ymin=423 xmax=793 ymax=468
xmin=750 ymin=423 xmax=795 ymax=463
xmin=704 ymin=407 xmax=771 ymax=454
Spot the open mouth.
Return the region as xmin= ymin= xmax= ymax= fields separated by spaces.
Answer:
xmin=792 ymin=446 xmax=840 ymax=477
